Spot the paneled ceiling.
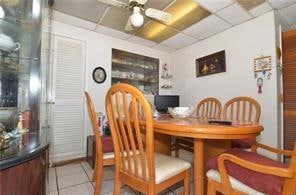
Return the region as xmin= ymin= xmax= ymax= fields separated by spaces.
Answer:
xmin=53 ymin=0 xmax=296 ymax=53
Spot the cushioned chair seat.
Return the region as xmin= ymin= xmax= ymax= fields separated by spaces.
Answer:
xmin=207 ymin=169 xmax=265 ymax=195
xmin=125 ymin=153 xmax=191 ymax=184
xmin=102 ymin=136 xmax=114 ymax=153
xmin=206 ymin=148 xmax=288 ymax=195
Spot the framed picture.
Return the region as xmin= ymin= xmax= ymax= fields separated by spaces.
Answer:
xmin=196 ymin=50 xmax=226 ymax=77
xmin=254 ymin=56 xmax=271 ymax=72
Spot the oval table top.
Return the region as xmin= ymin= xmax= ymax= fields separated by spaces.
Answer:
xmin=152 ymin=116 xmax=263 ymax=139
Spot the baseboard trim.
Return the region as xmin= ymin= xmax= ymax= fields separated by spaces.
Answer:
xmin=51 ymin=157 xmax=87 ymax=167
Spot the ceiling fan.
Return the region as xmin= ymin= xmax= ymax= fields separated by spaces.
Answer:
xmin=97 ymin=0 xmax=172 ymax=31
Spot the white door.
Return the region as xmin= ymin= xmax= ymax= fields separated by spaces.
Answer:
xmin=50 ymin=35 xmax=86 ymax=161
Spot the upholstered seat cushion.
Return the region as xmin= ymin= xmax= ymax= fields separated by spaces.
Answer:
xmin=125 ymin=153 xmax=191 ymax=184
xmin=231 ymin=138 xmax=256 ymax=149
xmin=206 ymin=148 xmax=288 ymax=195
xmin=102 ymin=136 xmax=114 ymax=153
xmin=207 ymin=169 xmax=265 ymax=195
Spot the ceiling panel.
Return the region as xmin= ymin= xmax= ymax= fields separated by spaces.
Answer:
xmin=249 ymin=2 xmax=273 ymax=17
xmin=161 ymin=33 xmax=198 ymax=49
xmin=278 ymin=3 xmax=296 ymax=25
xmin=183 ymin=15 xmax=231 ymax=40
xmin=100 ymin=7 xmax=136 ymax=33
xmin=267 ymin=0 xmax=296 ymax=9
xmin=127 ymin=35 xmax=157 ymax=47
xmin=95 ymin=25 xmax=132 ymax=40
xmin=136 ymin=22 xmax=178 ymax=43
xmin=217 ymin=3 xmax=252 ymax=25
xmin=194 ymin=0 xmax=233 ymax=13
xmin=153 ymin=44 xmax=177 ymax=53
xmin=236 ymin=0 xmax=265 ymax=10
xmin=53 ymin=11 xmax=97 ymax=30
xmin=145 ymin=0 xmax=174 ymax=10
xmin=166 ymin=0 xmax=211 ymax=31
xmin=54 ymin=0 xmax=108 ymax=23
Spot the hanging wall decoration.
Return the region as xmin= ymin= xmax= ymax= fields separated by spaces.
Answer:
xmin=196 ymin=50 xmax=226 ymax=77
xmin=253 ymin=55 xmax=272 ymax=94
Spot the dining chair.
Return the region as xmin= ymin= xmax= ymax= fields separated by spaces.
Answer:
xmin=173 ymin=97 xmax=222 ymax=157
xmin=206 ymin=142 xmax=296 ymax=195
xmin=84 ymin=92 xmax=115 ymax=195
xmin=223 ymin=96 xmax=261 ymax=149
xmin=105 ymin=83 xmax=191 ymax=194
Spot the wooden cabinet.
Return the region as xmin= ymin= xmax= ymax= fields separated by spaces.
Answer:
xmin=0 ymin=151 xmax=47 ymax=195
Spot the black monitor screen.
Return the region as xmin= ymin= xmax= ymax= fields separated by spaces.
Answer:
xmin=154 ymin=95 xmax=179 ymax=113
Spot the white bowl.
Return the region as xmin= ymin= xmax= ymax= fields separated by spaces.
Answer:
xmin=168 ymin=107 xmax=195 ymax=118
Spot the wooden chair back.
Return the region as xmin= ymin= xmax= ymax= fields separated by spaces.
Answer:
xmin=85 ymin=92 xmax=103 ymax=162
xmin=223 ymin=96 xmax=261 ymax=122
xmin=105 ymin=83 xmax=155 ymax=183
xmin=284 ymin=143 xmax=296 ymax=194
xmin=197 ymin=97 xmax=222 ymax=118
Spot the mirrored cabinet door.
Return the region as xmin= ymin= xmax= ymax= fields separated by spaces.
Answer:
xmin=0 ymin=0 xmax=48 ymax=132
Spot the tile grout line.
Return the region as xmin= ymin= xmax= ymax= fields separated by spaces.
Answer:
xmin=54 ymin=167 xmax=60 ymax=195
xmin=80 ymin=162 xmax=95 ymax=189
xmin=58 ymin=181 xmax=91 ymax=191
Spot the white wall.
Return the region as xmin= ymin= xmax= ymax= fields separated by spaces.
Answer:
xmin=49 ymin=20 xmax=170 ymax=161
xmin=171 ymin=11 xmax=279 ymax=152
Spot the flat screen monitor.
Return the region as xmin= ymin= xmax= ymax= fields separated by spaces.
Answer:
xmin=154 ymin=95 xmax=179 ymax=113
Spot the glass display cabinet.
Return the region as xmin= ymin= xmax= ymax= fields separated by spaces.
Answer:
xmin=112 ymin=48 xmax=159 ymax=95
xmin=0 ymin=0 xmax=48 ymax=132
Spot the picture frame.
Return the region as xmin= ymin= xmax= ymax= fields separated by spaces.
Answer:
xmin=254 ymin=56 xmax=271 ymax=72
xmin=196 ymin=50 xmax=226 ymax=77
xmin=92 ymin=67 xmax=107 ymax=84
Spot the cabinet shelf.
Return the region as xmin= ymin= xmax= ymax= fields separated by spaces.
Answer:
xmin=112 ymin=49 xmax=159 ymax=95
xmin=112 ymin=77 xmax=157 ymax=84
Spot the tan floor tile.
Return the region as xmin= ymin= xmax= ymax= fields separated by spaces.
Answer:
xmin=46 ymin=176 xmax=58 ymax=192
xmin=81 ymin=161 xmax=92 ymax=171
xmin=58 ymin=171 xmax=89 ymax=189
xmin=46 ymin=190 xmax=58 ymax=195
xmin=56 ymin=163 xmax=84 ymax=177
xmin=59 ymin=182 xmax=93 ymax=195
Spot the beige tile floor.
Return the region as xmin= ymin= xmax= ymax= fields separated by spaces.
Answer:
xmin=46 ymin=150 xmax=194 ymax=195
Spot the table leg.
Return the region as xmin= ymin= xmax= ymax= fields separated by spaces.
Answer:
xmin=194 ymin=138 xmax=204 ymax=195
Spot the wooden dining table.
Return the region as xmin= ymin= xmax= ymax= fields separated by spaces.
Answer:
xmin=152 ymin=116 xmax=263 ymax=195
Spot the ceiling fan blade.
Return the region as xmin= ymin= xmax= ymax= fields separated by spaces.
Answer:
xmin=133 ymin=0 xmax=147 ymax=5
xmin=145 ymin=8 xmax=172 ymax=23
xmin=97 ymin=0 xmax=129 ymax=9
xmin=125 ymin=16 xmax=134 ymax=31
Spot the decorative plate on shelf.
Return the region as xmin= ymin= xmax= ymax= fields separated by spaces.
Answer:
xmin=92 ymin=67 xmax=106 ymax=84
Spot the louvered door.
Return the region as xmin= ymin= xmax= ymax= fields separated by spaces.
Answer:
xmin=282 ymin=30 xmax=296 ymax=151
xmin=50 ymin=35 xmax=86 ymax=159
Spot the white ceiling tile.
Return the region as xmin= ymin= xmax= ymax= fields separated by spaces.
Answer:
xmin=153 ymin=44 xmax=177 ymax=53
xmin=54 ymin=0 xmax=108 ymax=23
xmin=267 ymin=0 xmax=296 ymax=9
xmin=53 ymin=11 xmax=97 ymax=30
xmin=95 ymin=25 xmax=132 ymax=40
xmin=183 ymin=15 xmax=231 ymax=39
xmin=127 ymin=36 xmax=157 ymax=47
xmin=195 ymin=0 xmax=234 ymax=13
xmin=279 ymin=3 xmax=296 ymax=25
xmin=217 ymin=3 xmax=253 ymax=25
xmin=161 ymin=33 xmax=198 ymax=49
xmin=249 ymin=2 xmax=273 ymax=17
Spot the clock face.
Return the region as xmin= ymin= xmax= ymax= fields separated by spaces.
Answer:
xmin=92 ymin=67 xmax=106 ymax=83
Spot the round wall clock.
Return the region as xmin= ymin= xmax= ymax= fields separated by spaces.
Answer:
xmin=92 ymin=67 xmax=106 ymax=84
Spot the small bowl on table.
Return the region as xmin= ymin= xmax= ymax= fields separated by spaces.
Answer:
xmin=168 ymin=107 xmax=195 ymax=118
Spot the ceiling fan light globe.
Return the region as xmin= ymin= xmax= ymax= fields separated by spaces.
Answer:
xmin=131 ymin=12 xmax=144 ymax=27
xmin=0 ymin=6 xmax=5 ymax=19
